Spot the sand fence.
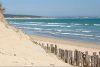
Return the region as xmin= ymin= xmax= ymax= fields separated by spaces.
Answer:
xmin=33 ymin=41 xmax=100 ymax=67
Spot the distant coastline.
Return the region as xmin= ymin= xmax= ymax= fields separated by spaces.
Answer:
xmin=4 ymin=14 xmax=100 ymax=19
xmin=5 ymin=17 xmax=57 ymax=20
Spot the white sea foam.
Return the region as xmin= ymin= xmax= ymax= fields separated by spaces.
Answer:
xmin=61 ymin=33 xmax=94 ymax=37
xmin=33 ymin=28 xmax=42 ymax=30
xmin=41 ymin=25 xmax=61 ymax=27
xmin=96 ymin=36 xmax=100 ymax=38
xmin=48 ymin=23 xmax=66 ymax=25
xmin=94 ymin=24 xmax=100 ymax=26
xmin=18 ymin=27 xmax=42 ymax=31
xmin=56 ymin=30 xmax=62 ymax=32
xmin=27 ymin=22 xmax=44 ymax=24
xmin=85 ymin=24 xmax=89 ymax=25
xmin=10 ymin=23 xmax=39 ymax=26
xmin=82 ymin=34 xmax=94 ymax=37
xmin=23 ymin=24 xmax=38 ymax=26
xmin=66 ymin=26 xmax=72 ymax=28
xmin=10 ymin=23 xmax=21 ymax=24
xmin=74 ymin=24 xmax=82 ymax=26
xmin=82 ymin=30 xmax=91 ymax=33
xmin=61 ymin=33 xmax=71 ymax=35
xmin=18 ymin=27 xmax=34 ymax=29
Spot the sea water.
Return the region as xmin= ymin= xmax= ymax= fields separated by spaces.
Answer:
xmin=7 ymin=19 xmax=100 ymax=44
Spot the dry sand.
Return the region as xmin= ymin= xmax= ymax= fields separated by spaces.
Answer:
xmin=0 ymin=10 xmax=72 ymax=66
xmin=32 ymin=35 xmax=100 ymax=55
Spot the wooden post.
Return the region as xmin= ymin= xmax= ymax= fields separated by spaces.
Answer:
xmin=61 ymin=49 xmax=64 ymax=61
xmin=93 ymin=52 xmax=97 ymax=67
xmin=50 ymin=44 xmax=53 ymax=53
xmin=39 ymin=43 xmax=41 ymax=46
xmin=91 ymin=52 xmax=97 ymax=67
xmin=64 ymin=50 xmax=68 ymax=63
xmin=91 ymin=55 xmax=94 ymax=67
xmin=83 ymin=52 xmax=86 ymax=67
xmin=97 ymin=52 xmax=100 ymax=67
xmin=69 ymin=50 xmax=73 ymax=65
xmin=42 ymin=43 xmax=44 ymax=48
xmin=59 ymin=48 xmax=61 ymax=58
xmin=74 ymin=49 xmax=78 ymax=66
xmin=78 ymin=51 xmax=83 ymax=67
xmin=54 ymin=45 xmax=57 ymax=55
xmin=85 ymin=51 xmax=90 ymax=67
xmin=52 ymin=45 xmax=55 ymax=53
xmin=46 ymin=43 xmax=49 ymax=52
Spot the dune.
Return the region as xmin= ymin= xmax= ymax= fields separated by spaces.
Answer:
xmin=0 ymin=9 xmax=72 ymax=66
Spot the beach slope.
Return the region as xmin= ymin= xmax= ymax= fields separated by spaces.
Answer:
xmin=0 ymin=10 xmax=71 ymax=66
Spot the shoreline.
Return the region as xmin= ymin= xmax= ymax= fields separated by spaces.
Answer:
xmin=5 ymin=17 xmax=57 ymax=20
xmin=31 ymin=34 xmax=100 ymax=55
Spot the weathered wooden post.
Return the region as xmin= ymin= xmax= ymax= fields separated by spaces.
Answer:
xmin=96 ymin=52 xmax=100 ymax=67
xmin=91 ymin=55 xmax=94 ymax=67
xmin=46 ymin=43 xmax=49 ymax=52
xmin=69 ymin=50 xmax=73 ymax=65
xmin=91 ymin=52 xmax=97 ymax=67
xmin=64 ymin=50 xmax=68 ymax=63
xmin=78 ymin=51 xmax=82 ymax=67
xmin=97 ymin=52 xmax=100 ymax=67
xmin=39 ymin=43 xmax=41 ymax=46
xmin=93 ymin=52 xmax=97 ymax=67
xmin=42 ymin=43 xmax=44 ymax=48
xmin=54 ymin=45 xmax=57 ymax=55
xmin=52 ymin=45 xmax=55 ymax=53
xmin=61 ymin=49 xmax=64 ymax=61
xmin=74 ymin=49 xmax=78 ymax=66
xmin=85 ymin=51 xmax=90 ymax=67
xmin=59 ymin=48 xmax=61 ymax=58
xmin=50 ymin=44 xmax=53 ymax=53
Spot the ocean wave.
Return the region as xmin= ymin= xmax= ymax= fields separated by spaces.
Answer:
xmin=18 ymin=27 xmax=42 ymax=30
xmin=27 ymin=22 xmax=45 ymax=24
xmin=41 ymin=25 xmax=61 ymax=27
xmin=74 ymin=24 xmax=82 ymax=26
xmin=81 ymin=30 xmax=91 ymax=33
xmin=94 ymin=24 xmax=100 ymax=26
xmin=10 ymin=23 xmax=39 ymax=26
xmin=61 ymin=33 xmax=94 ymax=37
xmin=84 ymin=24 xmax=89 ymax=25
xmin=18 ymin=27 xmax=35 ymax=29
xmin=48 ymin=23 xmax=66 ymax=25
xmin=66 ymin=26 xmax=72 ymax=28
xmin=75 ymin=29 xmax=84 ymax=31
xmin=96 ymin=36 xmax=100 ymax=38
xmin=61 ymin=33 xmax=71 ymax=35
xmin=33 ymin=28 xmax=42 ymax=30
xmin=56 ymin=30 xmax=62 ymax=32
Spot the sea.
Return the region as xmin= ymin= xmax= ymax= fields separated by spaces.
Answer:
xmin=7 ymin=18 xmax=100 ymax=44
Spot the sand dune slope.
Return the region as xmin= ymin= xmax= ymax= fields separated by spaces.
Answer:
xmin=0 ymin=12 xmax=71 ymax=66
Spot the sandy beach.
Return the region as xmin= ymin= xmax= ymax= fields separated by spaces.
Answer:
xmin=0 ymin=8 xmax=74 ymax=66
xmin=0 ymin=6 xmax=100 ymax=67
xmin=1 ymin=0 xmax=100 ymax=66
xmin=31 ymin=35 xmax=100 ymax=55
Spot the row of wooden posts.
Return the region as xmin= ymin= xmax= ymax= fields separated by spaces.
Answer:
xmin=34 ymin=41 xmax=100 ymax=67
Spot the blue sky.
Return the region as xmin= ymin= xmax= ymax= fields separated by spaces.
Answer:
xmin=0 ymin=0 xmax=100 ymax=16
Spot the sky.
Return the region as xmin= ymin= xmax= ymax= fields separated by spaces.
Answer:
xmin=0 ymin=0 xmax=100 ymax=16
